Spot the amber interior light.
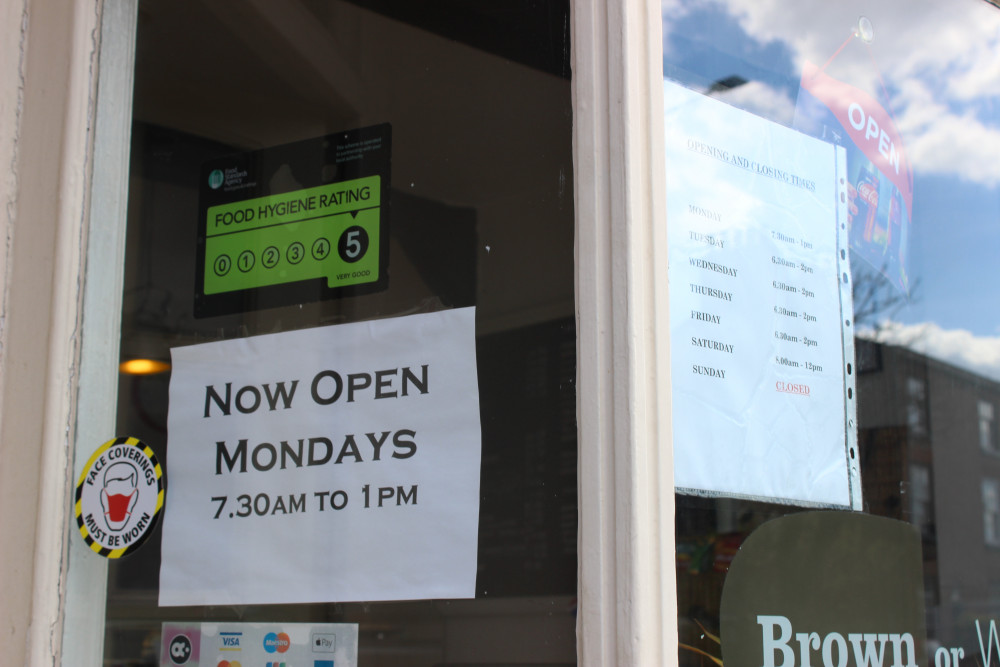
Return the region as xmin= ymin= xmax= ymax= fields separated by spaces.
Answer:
xmin=119 ymin=359 xmax=171 ymax=375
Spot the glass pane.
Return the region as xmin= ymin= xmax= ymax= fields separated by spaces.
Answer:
xmin=105 ymin=2 xmax=575 ymax=665
xmin=662 ymin=0 xmax=1000 ymax=662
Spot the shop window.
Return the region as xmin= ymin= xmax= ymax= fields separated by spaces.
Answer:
xmin=906 ymin=376 xmax=927 ymax=437
xmin=99 ymin=2 xmax=575 ymax=665
xmin=984 ymin=478 xmax=1000 ymax=548
xmin=980 ymin=400 xmax=998 ymax=455
xmin=909 ymin=463 xmax=931 ymax=535
xmin=662 ymin=0 xmax=1000 ymax=660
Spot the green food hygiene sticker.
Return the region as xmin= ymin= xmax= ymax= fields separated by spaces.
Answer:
xmin=195 ymin=125 xmax=390 ymax=317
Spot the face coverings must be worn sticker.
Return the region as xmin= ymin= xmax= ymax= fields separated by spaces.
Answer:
xmin=74 ymin=436 xmax=164 ymax=558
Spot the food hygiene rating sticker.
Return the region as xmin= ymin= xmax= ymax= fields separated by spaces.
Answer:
xmin=75 ymin=436 xmax=164 ymax=558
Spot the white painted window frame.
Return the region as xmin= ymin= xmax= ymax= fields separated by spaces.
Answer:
xmin=0 ymin=0 xmax=118 ymax=665
xmin=572 ymin=0 xmax=677 ymax=664
xmin=47 ymin=0 xmax=678 ymax=664
xmin=61 ymin=1 xmax=138 ymax=665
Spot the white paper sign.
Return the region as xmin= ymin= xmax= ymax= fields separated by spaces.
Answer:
xmin=159 ymin=307 xmax=481 ymax=606
xmin=664 ymin=80 xmax=855 ymax=507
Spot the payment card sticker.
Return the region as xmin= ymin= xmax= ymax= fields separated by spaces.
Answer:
xmin=160 ymin=622 xmax=359 ymax=667
xmin=195 ymin=124 xmax=390 ymax=317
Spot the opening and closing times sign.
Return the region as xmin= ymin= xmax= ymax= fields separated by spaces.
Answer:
xmin=663 ymin=80 xmax=858 ymax=508
xmin=196 ymin=124 xmax=390 ymax=317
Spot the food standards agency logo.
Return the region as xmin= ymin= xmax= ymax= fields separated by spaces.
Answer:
xmin=208 ymin=169 xmax=224 ymax=189
xmin=74 ymin=437 xmax=164 ymax=558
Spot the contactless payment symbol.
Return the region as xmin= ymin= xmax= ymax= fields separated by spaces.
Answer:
xmin=74 ymin=436 xmax=164 ymax=558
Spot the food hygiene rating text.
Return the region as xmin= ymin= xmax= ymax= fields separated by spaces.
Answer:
xmin=204 ymin=364 xmax=427 ymax=475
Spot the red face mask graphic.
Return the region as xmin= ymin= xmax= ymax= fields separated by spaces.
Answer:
xmin=100 ymin=462 xmax=138 ymax=531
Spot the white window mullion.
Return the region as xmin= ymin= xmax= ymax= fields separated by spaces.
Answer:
xmin=573 ymin=0 xmax=676 ymax=664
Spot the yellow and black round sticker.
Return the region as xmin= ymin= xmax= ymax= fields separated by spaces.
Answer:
xmin=74 ymin=436 xmax=164 ymax=558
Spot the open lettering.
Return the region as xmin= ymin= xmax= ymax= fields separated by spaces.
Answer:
xmin=847 ymin=102 xmax=901 ymax=175
xmin=203 ymin=365 xmax=429 ymax=417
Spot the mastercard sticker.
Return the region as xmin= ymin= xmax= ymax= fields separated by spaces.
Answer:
xmin=74 ymin=436 xmax=164 ymax=558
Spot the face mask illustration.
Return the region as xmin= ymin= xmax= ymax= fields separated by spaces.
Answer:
xmin=100 ymin=462 xmax=138 ymax=531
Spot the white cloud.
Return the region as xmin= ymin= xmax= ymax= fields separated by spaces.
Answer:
xmin=900 ymin=105 xmax=1000 ymax=188
xmin=862 ymin=321 xmax=1000 ymax=383
xmin=714 ymin=80 xmax=795 ymax=125
xmin=890 ymin=76 xmax=1000 ymax=186
xmin=661 ymin=0 xmax=1000 ymax=187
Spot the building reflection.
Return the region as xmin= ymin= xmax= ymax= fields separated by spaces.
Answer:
xmin=677 ymin=336 xmax=1000 ymax=665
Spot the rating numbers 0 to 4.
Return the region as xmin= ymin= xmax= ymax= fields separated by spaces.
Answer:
xmin=211 ymin=484 xmax=418 ymax=518
xmin=212 ymin=227 xmax=368 ymax=278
